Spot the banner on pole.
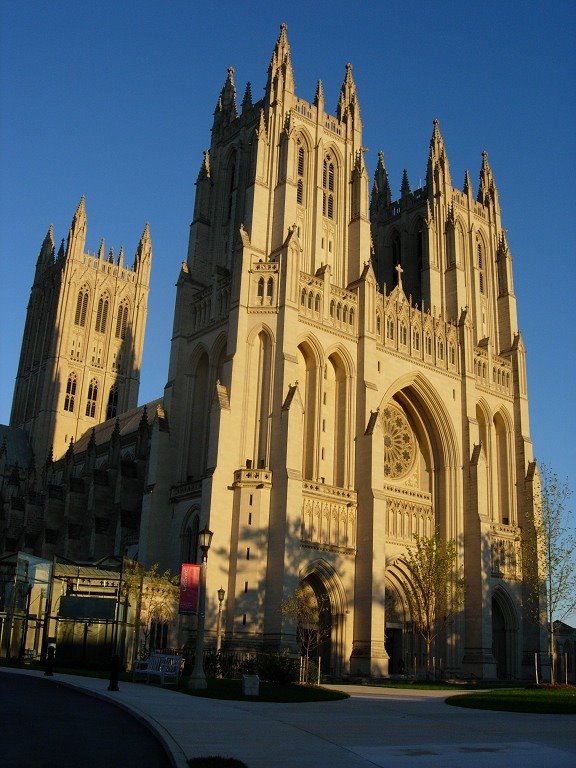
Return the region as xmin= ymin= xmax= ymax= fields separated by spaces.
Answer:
xmin=179 ymin=563 xmax=201 ymax=614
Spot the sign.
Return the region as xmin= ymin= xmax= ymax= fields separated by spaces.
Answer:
xmin=179 ymin=563 xmax=200 ymax=614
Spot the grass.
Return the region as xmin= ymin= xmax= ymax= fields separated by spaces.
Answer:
xmin=446 ymin=686 xmax=576 ymax=714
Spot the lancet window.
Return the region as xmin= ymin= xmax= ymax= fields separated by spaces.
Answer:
xmin=64 ymin=373 xmax=77 ymax=412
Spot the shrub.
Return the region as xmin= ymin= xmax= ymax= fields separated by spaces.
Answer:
xmin=256 ymin=652 xmax=298 ymax=684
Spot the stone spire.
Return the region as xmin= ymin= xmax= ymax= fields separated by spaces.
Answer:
xmin=463 ymin=169 xmax=473 ymax=198
xmin=36 ymin=225 xmax=55 ymax=271
xmin=66 ymin=195 xmax=87 ymax=258
xmin=241 ymin=81 xmax=253 ymax=113
xmin=314 ymin=79 xmax=325 ymax=110
xmin=401 ymin=168 xmax=411 ymax=198
xmin=213 ymin=67 xmax=238 ymax=130
xmin=371 ymin=151 xmax=392 ymax=210
xmin=133 ymin=222 xmax=152 ymax=271
xmin=337 ymin=62 xmax=360 ymax=125
xmin=477 ymin=150 xmax=499 ymax=210
xmin=426 ymin=118 xmax=451 ymax=192
xmin=265 ymin=23 xmax=295 ymax=102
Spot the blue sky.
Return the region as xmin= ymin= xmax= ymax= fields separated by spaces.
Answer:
xmin=1 ymin=1 xmax=575 ymax=515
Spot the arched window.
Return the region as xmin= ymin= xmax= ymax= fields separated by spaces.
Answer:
xmin=314 ymin=294 xmax=320 ymax=312
xmin=330 ymin=300 xmax=335 ymax=317
xmin=106 ymin=384 xmax=119 ymax=420
xmin=438 ymin=340 xmax=444 ymax=360
xmin=257 ymin=277 xmax=265 ymax=299
xmin=86 ymin=379 xmax=98 ymax=418
xmin=425 ymin=334 xmax=432 ymax=356
xmin=349 ymin=308 xmax=354 ymax=325
xmin=376 ymin=313 xmax=381 ymax=335
xmin=181 ymin=513 xmax=200 ymax=564
xmin=413 ymin=329 xmax=420 ymax=351
xmin=296 ymin=141 xmax=306 ymax=205
xmin=308 ymin=292 xmax=313 ymax=310
xmin=267 ymin=277 xmax=274 ymax=299
xmin=399 ymin=323 xmax=407 ymax=345
xmin=115 ymin=302 xmax=129 ymax=339
xmin=322 ymin=153 xmax=335 ymax=219
xmin=301 ymin=289 xmax=306 ymax=306
xmin=95 ymin=294 xmax=109 ymax=333
xmin=74 ymin=287 xmax=89 ymax=327
xmin=449 ymin=343 xmax=456 ymax=365
xmin=64 ymin=373 xmax=77 ymax=412
xmin=386 ymin=317 xmax=394 ymax=340
xmin=477 ymin=240 xmax=485 ymax=295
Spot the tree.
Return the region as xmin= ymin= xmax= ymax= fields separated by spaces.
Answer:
xmin=129 ymin=564 xmax=179 ymax=654
xmin=401 ymin=532 xmax=464 ymax=677
xmin=529 ymin=465 xmax=575 ymax=683
xmin=281 ymin=582 xmax=329 ymax=683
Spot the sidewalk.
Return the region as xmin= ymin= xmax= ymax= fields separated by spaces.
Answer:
xmin=3 ymin=667 xmax=575 ymax=768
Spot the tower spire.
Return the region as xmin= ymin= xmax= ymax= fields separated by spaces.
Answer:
xmin=371 ymin=151 xmax=392 ymax=211
xmin=426 ymin=118 xmax=451 ymax=193
xmin=66 ymin=195 xmax=87 ymax=258
xmin=134 ymin=222 xmax=152 ymax=271
xmin=213 ymin=67 xmax=237 ymax=131
xmin=337 ymin=62 xmax=361 ymax=125
xmin=477 ymin=150 xmax=499 ymax=209
xmin=265 ymin=22 xmax=295 ymax=103
xmin=36 ymin=225 xmax=55 ymax=271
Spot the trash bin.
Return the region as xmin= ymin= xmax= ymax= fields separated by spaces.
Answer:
xmin=242 ymin=674 xmax=260 ymax=697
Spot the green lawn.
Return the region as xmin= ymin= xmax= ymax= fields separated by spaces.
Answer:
xmin=446 ymin=686 xmax=576 ymax=714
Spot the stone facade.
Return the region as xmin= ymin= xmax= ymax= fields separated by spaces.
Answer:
xmin=1 ymin=25 xmax=548 ymax=680
xmin=10 ymin=196 xmax=150 ymax=464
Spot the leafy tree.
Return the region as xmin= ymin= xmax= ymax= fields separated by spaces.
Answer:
xmin=281 ymin=583 xmax=328 ymax=682
xmin=128 ymin=564 xmax=179 ymax=654
xmin=528 ymin=465 xmax=575 ymax=683
xmin=401 ymin=532 xmax=464 ymax=676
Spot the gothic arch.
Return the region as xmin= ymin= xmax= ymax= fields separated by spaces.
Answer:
xmin=243 ymin=325 xmax=274 ymax=469
xmin=493 ymin=408 xmax=514 ymax=524
xmin=185 ymin=345 xmax=211 ymax=480
xmin=211 ymin=332 xmax=229 ymax=387
xmin=492 ymin=585 xmax=519 ymax=679
xmin=299 ymin=559 xmax=348 ymax=676
xmin=181 ymin=507 xmax=200 ymax=564
xmin=297 ymin=336 xmax=323 ymax=480
xmin=378 ymin=372 xmax=461 ymax=538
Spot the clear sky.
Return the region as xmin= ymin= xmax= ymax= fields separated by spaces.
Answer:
xmin=1 ymin=3 xmax=575 ymax=520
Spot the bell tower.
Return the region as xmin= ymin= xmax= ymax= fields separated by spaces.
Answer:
xmin=10 ymin=197 xmax=151 ymax=462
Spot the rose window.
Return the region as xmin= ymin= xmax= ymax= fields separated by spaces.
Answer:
xmin=382 ymin=403 xmax=416 ymax=479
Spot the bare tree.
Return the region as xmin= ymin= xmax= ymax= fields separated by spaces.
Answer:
xmin=401 ymin=532 xmax=464 ymax=677
xmin=281 ymin=583 xmax=328 ymax=682
xmin=528 ymin=465 xmax=575 ymax=683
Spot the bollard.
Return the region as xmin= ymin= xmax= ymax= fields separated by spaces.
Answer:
xmin=108 ymin=654 xmax=120 ymax=691
xmin=44 ymin=645 xmax=55 ymax=677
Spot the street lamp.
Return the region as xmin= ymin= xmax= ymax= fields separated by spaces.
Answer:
xmin=188 ymin=525 xmax=213 ymax=690
xmin=216 ymin=586 xmax=225 ymax=654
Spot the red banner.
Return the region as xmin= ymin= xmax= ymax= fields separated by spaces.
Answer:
xmin=179 ymin=563 xmax=200 ymax=614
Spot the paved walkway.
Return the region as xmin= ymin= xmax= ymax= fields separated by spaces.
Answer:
xmin=3 ymin=668 xmax=575 ymax=768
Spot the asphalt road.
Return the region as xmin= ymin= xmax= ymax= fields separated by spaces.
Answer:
xmin=0 ymin=671 xmax=173 ymax=768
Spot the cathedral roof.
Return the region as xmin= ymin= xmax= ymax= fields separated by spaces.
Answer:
xmin=72 ymin=398 xmax=162 ymax=453
xmin=0 ymin=424 xmax=34 ymax=468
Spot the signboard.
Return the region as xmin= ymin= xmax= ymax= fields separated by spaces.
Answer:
xmin=179 ymin=563 xmax=200 ymax=614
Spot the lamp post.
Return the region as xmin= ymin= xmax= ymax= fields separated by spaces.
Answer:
xmin=216 ymin=586 xmax=225 ymax=654
xmin=188 ymin=525 xmax=213 ymax=690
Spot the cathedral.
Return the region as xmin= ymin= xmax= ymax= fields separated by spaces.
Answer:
xmin=2 ymin=25 xmax=546 ymax=680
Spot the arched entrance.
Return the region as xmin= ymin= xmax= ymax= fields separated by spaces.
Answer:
xmin=299 ymin=560 xmax=347 ymax=678
xmin=491 ymin=588 xmax=518 ymax=680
